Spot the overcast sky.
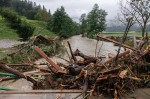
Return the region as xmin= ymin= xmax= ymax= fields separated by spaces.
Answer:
xmin=30 ymin=0 xmax=120 ymax=22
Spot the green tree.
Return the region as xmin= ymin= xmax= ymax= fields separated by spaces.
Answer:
xmin=34 ymin=9 xmax=50 ymax=21
xmin=47 ymin=6 xmax=77 ymax=38
xmin=87 ymin=4 xmax=107 ymax=37
xmin=0 ymin=0 xmax=11 ymax=7
xmin=79 ymin=13 xmax=87 ymax=34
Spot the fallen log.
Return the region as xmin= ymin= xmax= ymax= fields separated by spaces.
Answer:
xmin=74 ymin=49 xmax=99 ymax=60
xmin=98 ymin=50 xmax=130 ymax=66
xmin=97 ymin=35 xmax=138 ymax=51
xmin=67 ymin=41 xmax=77 ymax=63
xmin=7 ymin=63 xmax=48 ymax=67
xmin=76 ymin=58 xmax=98 ymax=65
xmin=0 ymin=64 xmax=38 ymax=85
xmin=34 ymin=46 xmax=66 ymax=74
xmin=74 ymin=49 xmax=102 ymax=65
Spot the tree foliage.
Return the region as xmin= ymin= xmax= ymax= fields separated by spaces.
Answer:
xmin=79 ymin=4 xmax=107 ymax=37
xmin=79 ymin=13 xmax=87 ymax=34
xmin=0 ymin=0 xmax=11 ymax=7
xmin=34 ymin=9 xmax=50 ymax=21
xmin=47 ymin=6 xmax=79 ymax=38
xmin=11 ymin=0 xmax=42 ymax=20
xmin=0 ymin=0 xmax=49 ymax=20
xmin=87 ymin=4 xmax=107 ymax=36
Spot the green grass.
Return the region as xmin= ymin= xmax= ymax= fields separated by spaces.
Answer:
xmin=0 ymin=48 xmax=7 ymax=59
xmin=25 ymin=19 xmax=56 ymax=37
xmin=0 ymin=16 xmax=56 ymax=39
xmin=0 ymin=16 xmax=18 ymax=39
xmin=101 ymin=32 xmax=150 ymax=37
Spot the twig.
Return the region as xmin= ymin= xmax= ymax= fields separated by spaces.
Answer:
xmin=82 ymin=93 xmax=90 ymax=99
xmin=72 ymin=91 xmax=85 ymax=99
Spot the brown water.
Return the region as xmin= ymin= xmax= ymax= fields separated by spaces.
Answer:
xmin=63 ymin=35 xmax=123 ymax=57
xmin=50 ymin=35 xmax=124 ymax=64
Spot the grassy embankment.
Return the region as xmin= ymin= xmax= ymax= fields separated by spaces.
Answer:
xmin=0 ymin=15 xmax=56 ymax=60
xmin=0 ymin=16 xmax=56 ymax=39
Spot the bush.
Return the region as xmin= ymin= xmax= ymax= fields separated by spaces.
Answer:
xmin=17 ymin=21 xmax=35 ymax=41
xmin=0 ymin=8 xmax=35 ymax=40
xmin=0 ymin=8 xmax=21 ymax=29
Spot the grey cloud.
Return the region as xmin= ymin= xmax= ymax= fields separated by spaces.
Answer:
xmin=30 ymin=0 xmax=120 ymax=22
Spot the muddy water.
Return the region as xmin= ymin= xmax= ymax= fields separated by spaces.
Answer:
xmin=63 ymin=35 xmax=123 ymax=57
xmin=49 ymin=35 xmax=124 ymax=64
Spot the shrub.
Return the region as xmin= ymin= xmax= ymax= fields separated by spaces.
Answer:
xmin=17 ymin=21 xmax=35 ymax=41
xmin=0 ymin=8 xmax=35 ymax=40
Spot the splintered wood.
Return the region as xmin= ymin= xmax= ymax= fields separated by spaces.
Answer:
xmin=34 ymin=46 xmax=66 ymax=74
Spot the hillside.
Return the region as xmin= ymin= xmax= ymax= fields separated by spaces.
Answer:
xmin=0 ymin=16 xmax=56 ymax=39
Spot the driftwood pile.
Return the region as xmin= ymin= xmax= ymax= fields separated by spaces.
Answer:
xmin=0 ymin=35 xmax=150 ymax=98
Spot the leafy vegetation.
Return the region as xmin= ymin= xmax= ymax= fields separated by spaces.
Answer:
xmin=0 ymin=15 xmax=55 ymax=39
xmin=47 ymin=6 xmax=80 ymax=38
xmin=79 ymin=4 xmax=107 ymax=38
xmin=0 ymin=16 xmax=18 ymax=39
xmin=34 ymin=9 xmax=51 ymax=22
xmin=0 ymin=8 xmax=35 ymax=40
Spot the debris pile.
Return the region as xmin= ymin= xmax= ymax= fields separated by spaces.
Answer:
xmin=0 ymin=35 xmax=150 ymax=98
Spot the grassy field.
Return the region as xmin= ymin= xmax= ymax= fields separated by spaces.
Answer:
xmin=101 ymin=32 xmax=149 ymax=37
xmin=0 ymin=16 xmax=56 ymax=39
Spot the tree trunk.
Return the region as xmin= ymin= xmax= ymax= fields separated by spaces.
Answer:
xmin=142 ymin=23 xmax=146 ymax=38
xmin=0 ymin=64 xmax=38 ymax=86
